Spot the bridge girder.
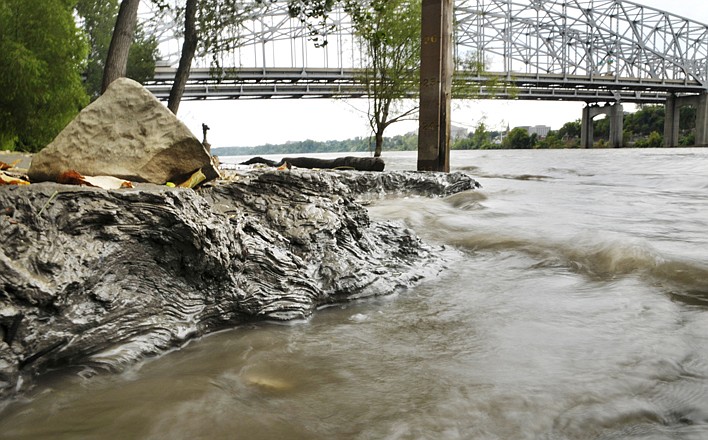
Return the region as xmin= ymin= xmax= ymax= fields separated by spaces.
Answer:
xmin=144 ymin=0 xmax=708 ymax=100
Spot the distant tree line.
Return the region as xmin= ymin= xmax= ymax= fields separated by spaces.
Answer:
xmin=219 ymin=104 xmax=700 ymax=156
xmin=213 ymin=133 xmax=419 ymax=157
xmin=451 ymin=104 xmax=697 ymax=150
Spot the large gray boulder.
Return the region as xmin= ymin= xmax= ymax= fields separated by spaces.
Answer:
xmin=28 ymin=78 xmax=218 ymax=184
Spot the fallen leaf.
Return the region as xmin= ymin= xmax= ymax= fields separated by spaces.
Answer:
xmin=82 ymin=175 xmax=133 ymax=190
xmin=56 ymin=170 xmax=86 ymax=185
xmin=0 ymin=171 xmax=30 ymax=185
xmin=177 ymin=169 xmax=206 ymax=188
xmin=56 ymin=170 xmax=132 ymax=189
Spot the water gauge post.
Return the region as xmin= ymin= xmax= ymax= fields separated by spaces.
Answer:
xmin=417 ymin=0 xmax=453 ymax=172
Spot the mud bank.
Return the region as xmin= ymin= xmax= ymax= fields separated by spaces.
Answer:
xmin=0 ymin=170 xmax=478 ymax=401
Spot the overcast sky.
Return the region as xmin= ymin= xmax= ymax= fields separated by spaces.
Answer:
xmin=175 ymin=1 xmax=708 ymax=148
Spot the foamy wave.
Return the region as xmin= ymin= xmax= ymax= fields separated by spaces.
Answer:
xmin=474 ymin=172 xmax=553 ymax=181
xmin=444 ymin=191 xmax=489 ymax=210
xmin=447 ymin=230 xmax=708 ymax=302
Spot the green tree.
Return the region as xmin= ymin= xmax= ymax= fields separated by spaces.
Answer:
xmin=471 ymin=122 xmax=492 ymax=149
xmin=679 ymin=106 xmax=696 ymax=131
xmin=453 ymin=51 xmax=507 ymax=99
xmin=453 ymin=121 xmax=494 ymax=150
xmin=126 ymin=28 xmax=160 ymax=85
xmin=593 ymin=116 xmax=609 ymax=140
xmin=624 ymin=105 xmax=664 ymax=137
xmin=535 ymin=132 xmax=564 ymax=149
xmin=149 ymin=0 xmax=266 ymax=114
xmin=680 ymin=131 xmax=696 ymax=146
xmin=558 ymin=120 xmax=581 ymax=140
xmin=345 ymin=0 xmax=421 ymax=157
xmin=635 ymin=131 xmax=663 ymax=148
xmin=0 ymin=0 xmax=89 ymax=151
xmin=289 ymin=0 xmax=421 ymax=157
xmin=503 ymin=127 xmax=531 ymax=149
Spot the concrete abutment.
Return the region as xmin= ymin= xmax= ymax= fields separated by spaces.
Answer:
xmin=581 ymin=103 xmax=624 ymax=148
xmin=664 ymin=92 xmax=708 ymax=147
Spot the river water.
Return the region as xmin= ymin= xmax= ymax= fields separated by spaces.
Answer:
xmin=2 ymin=148 xmax=708 ymax=439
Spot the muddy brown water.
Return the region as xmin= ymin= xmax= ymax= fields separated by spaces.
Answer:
xmin=1 ymin=148 xmax=708 ymax=439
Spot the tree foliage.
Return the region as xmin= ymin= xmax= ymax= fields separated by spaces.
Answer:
xmin=0 ymin=0 xmax=89 ymax=151
xmin=345 ymin=0 xmax=421 ymax=157
xmin=287 ymin=0 xmax=339 ymax=47
xmin=213 ymin=132 xmax=418 ymax=156
xmin=623 ymin=105 xmax=664 ymax=137
xmin=451 ymin=122 xmax=497 ymax=150
xmin=149 ymin=0 xmax=269 ymax=114
xmin=287 ymin=0 xmax=421 ymax=156
xmin=558 ymin=121 xmax=581 ymax=140
xmin=503 ymin=127 xmax=532 ymax=149
xmin=634 ymin=130 xmax=663 ymax=148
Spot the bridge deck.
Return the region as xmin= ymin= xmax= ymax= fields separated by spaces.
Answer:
xmin=145 ymin=67 xmax=706 ymax=103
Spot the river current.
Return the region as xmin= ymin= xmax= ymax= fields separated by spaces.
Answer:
xmin=1 ymin=148 xmax=708 ymax=439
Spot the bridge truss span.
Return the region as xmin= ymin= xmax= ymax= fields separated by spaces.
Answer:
xmin=455 ymin=0 xmax=708 ymax=90
xmin=145 ymin=0 xmax=708 ymax=103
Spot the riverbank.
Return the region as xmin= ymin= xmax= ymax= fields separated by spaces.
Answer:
xmin=0 ymin=168 xmax=478 ymax=403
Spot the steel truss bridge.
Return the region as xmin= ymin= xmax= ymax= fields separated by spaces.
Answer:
xmin=145 ymin=0 xmax=708 ymax=104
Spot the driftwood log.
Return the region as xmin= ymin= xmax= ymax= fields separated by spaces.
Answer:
xmin=241 ymin=156 xmax=385 ymax=171
xmin=0 ymin=170 xmax=479 ymax=402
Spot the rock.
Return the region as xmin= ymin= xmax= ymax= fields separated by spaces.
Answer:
xmin=28 ymin=78 xmax=218 ymax=185
xmin=0 ymin=170 xmax=479 ymax=401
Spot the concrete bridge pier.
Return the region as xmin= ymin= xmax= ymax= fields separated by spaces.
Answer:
xmin=581 ymin=102 xmax=624 ymax=148
xmin=664 ymin=92 xmax=708 ymax=147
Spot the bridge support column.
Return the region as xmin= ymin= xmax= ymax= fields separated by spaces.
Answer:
xmin=609 ymin=103 xmax=624 ymax=148
xmin=698 ymin=93 xmax=708 ymax=146
xmin=664 ymin=94 xmax=681 ymax=147
xmin=580 ymin=106 xmax=593 ymax=149
xmin=581 ymin=103 xmax=624 ymax=148
xmin=664 ymin=92 xmax=708 ymax=147
xmin=417 ymin=0 xmax=453 ymax=172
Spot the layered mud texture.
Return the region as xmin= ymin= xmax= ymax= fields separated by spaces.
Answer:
xmin=0 ymin=170 xmax=479 ymax=400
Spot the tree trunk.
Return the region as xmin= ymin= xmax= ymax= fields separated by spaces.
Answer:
xmin=101 ymin=0 xmax=140 ymax=93
xmin=374 ymin=130 xmax=384 ymax=157
xmin=168 ymin=0 xmax=198 ymax=114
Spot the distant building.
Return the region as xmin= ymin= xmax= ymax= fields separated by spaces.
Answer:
xmin=410 ymin=125 xmax=468 ymax=139
xmin=450 ymin=125 xmax=469 ymax=140
xmin=516 ymin=125 xmax=551 ymax=138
